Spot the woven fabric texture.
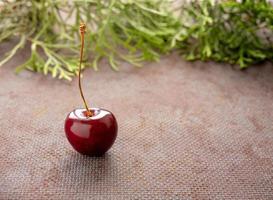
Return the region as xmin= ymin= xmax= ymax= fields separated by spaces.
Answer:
xmin=0 ymin=44 xmax=273 ymax=199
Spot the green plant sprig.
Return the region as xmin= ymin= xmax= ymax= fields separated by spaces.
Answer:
xmin=176 ymin=0 xmax=273 ymax=68
xmin=0 ymin=0 xmax=272 ymax=80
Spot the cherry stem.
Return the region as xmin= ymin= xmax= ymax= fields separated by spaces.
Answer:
xmin=78 ymin=23 xmax=92 ymax=117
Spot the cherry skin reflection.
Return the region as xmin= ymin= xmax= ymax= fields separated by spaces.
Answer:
xmin=64 ymin=108 xmax=118 ymax=156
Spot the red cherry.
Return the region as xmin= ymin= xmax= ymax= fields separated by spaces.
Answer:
xmin=64 ymin=108 xmax=118 ymax=156
xmin=64 ymin=23 xmax=118 ymax=156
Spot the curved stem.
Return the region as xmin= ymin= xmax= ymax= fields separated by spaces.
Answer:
xmin=0 ymin=35 xmax=26 ymax=67
xmin=78 ymin=23 xmax=92 ymax=117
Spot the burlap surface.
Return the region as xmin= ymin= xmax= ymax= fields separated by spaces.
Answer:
xmin=0 ymin=44 xmax=273 ymax=199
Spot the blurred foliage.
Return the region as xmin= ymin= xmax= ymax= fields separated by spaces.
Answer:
xmin=177 ymin=0 xmax=273 ymax=68
xmin=0 ymin=0 xmax=272 ymax=80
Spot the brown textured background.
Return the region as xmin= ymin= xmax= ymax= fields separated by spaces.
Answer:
xmin=0 ymin=42 xmax=273 ymax=199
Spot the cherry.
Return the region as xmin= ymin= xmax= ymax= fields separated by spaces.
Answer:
xmin=64 ymin=23 xmax=118 ymax=156
xmin=65 ymin=108 xmax=117 ymax=156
